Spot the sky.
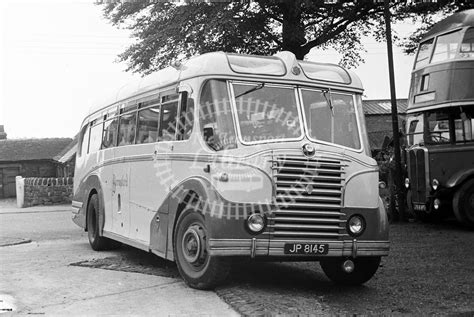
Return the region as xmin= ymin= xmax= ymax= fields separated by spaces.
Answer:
xmin=0 ymin=0 xmax=416 ymax=139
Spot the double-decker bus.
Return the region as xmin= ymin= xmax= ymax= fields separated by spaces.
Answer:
xmin=405 ymin=9 xmax=474 ymax=226
xmin=72 ymin=51 xmax=389 ymax=289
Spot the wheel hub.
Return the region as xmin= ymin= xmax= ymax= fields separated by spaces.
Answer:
xmin=182 ymin=226 xmax=204 ymax=264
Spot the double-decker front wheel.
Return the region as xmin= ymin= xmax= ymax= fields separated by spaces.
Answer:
xmin=320 ymin=256 xmax=381 ymax=285
xmin=453 ymin=179 xmax=474 ymax=228
xmin=174 ymin=211 xmax=229 ymax=289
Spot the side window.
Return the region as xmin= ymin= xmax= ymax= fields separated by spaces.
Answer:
xmin=426 ymin=111 xmax=451 ymax=144
xmin=160 ymin=103 xmax=178 ymax=141
xmin=454 ymin=106 xmax=474 ymax=142
xmin=159 ymin=91 xmax=179 ymax=142
xmin=460 ymin=27 xmax=474 ymax=58
xmin=415 ymin=38 xmax=433 ymax=68
xmin=118 ymin=112 xmax=137 ymax=146
xmin=78 ymin=124 xmax=89 ymax=157
xmin=137 ymin=105 xmax=160 ymax=144
xmin=89 ymin=122 xmax=103 ymax=153
xmin=177 ymin=93 xmax=194 ymax=141
xmin=102 ymin=117 xmax=119 ymax=149
xmin=183 ymin=98 xmax=194 ymax=140
xmin=406 ymin=114 xmax=424 ymax=146
xmin=199 ymin=80 xmax=237 ymax=151
xmin=431 ymin=30 xmax=463 ymax=63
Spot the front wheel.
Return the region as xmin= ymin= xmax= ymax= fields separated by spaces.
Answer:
xmin=320 ymin=257 xmax=381 ymax=285
xmin=87 ymin=194 xmax=120 ymax=251
xmin=173 ymin=210 xmax=229 ymax=289
xmin=453 ymin=179 xmax=474 ymax=228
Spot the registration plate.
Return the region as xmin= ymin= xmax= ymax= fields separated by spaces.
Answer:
xmin=414 ymin=204 xmax=426 ymax=211
xmin=284 ymin=243 xmax=329 ymax=255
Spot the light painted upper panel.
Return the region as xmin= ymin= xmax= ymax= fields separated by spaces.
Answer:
xmin=87 ymin=51 xmax=363 ymax=118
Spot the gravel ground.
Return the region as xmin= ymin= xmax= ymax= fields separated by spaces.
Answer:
xmin=73 ymin=219 xmax=474 ymax=316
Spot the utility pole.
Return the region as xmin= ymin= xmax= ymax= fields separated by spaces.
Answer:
xmin=383 ymin=0 xmax=406 ymax=221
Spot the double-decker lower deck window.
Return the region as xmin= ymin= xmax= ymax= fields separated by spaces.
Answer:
xmin=406 ymin=113 xmax=424 ymax=146
xmin=454 ymin=106 xmax=474 ymax=142
xmin=427 ymin=111 xmax=451 ymax=144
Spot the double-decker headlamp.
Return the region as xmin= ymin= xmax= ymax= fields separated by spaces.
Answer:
xmin=432 ymin=179 xmax=439 ymax=190
xmin=246 ymin=214 xmax=266 ymax=234
xmin=347 ymin=215 xmax=365 ymax=237
xmin=405 ymin=178 xmax=410 ymax=189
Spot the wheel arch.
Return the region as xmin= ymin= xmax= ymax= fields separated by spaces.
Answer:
xmin=446 ymin=168 xmax=474 ymax=189
xmin=82 ymin=174 xmax=105 ymax=236
xmin=168 ymin=178 xmax=212 ymax=260
xmin=149 ymin=177 xmax=213 ymax=261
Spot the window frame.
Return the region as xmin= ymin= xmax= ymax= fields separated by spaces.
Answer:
xmin=299 ymin=87 xmax=363 ymax=152
xmin=229 ymin=80 xmax=305 ymax=146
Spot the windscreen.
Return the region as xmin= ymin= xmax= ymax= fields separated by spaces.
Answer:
xmin=232 ymin=83 xmax=302 ymax=143
xmin=406 ymin=113 xmax=424 ymax=147
xmin=301 ymin=89 xmax=361 ymax=149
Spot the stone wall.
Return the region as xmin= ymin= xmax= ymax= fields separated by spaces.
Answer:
xmin=23 ymin=177 xmax=73 ymax=207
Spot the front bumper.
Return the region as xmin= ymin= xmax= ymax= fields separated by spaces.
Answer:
xmin=209 ymin=238 xmax=390 ymax=258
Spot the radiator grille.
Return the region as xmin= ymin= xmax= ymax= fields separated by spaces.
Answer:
xmin=271 ymin=155 xmax=347 ymax=240
xmin=408 ymin=148 xmax=428 ymax=203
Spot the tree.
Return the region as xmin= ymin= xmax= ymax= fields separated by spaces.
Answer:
xmin=101 ymin=0 xmax=473 ymax=74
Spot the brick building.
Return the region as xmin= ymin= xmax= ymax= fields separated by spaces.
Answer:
xmin=362 ymin=99 xmax=408 ymax=155
xmin=0 ymin=137 xmax=72 ymax=198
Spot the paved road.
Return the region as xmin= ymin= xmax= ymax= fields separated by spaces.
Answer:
xmin=0 ymin=201 xmax=238 ymax=316
xmin=2 ymin=199 xmax=472 ymax=316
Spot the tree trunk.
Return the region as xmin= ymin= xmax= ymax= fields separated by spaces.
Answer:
xmin=281 ymin=2 xmax=307 ymax=60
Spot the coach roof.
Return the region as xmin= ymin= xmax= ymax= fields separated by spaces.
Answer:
xmin=87 ymin=51 xmax=363 ymax=118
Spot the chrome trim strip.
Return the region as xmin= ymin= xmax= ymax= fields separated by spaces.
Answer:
xmin=72 ymin=200 xmax=83 ymax=209
xmin=72 ymin=206 xmax=80 ymax=215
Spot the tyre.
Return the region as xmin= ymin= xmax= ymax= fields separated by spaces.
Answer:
xmin=320 ymin=257 xmax=381 ymax=285
xmin=87 ymin=194 xmax=120 ymax=251
xmin=453 ymin=179 xmax=474 ymax=228
xmin=173 ymin=210 xmax=230 ymax=289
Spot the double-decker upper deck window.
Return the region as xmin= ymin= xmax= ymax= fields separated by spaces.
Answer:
xmin=431 ymin=30 xmax=463 ymax=63
xmin=301 ymin=90 xmax=360 ymax=149
xmin=415 ymin=39 xmax=434 ymax=68
xmin=233 ymin=83 xmax=301 ymax=143
xmin=460 ymin=27 xmax=474 ymax=58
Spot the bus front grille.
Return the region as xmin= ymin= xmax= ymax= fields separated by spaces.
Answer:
xmin=271 ymin=155 xmax=346 ymax=240
xmin=408 ymin=148 xmax=428 ymax=204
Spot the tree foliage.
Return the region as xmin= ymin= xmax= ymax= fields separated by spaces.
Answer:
xmin=101 ymin=0 xmax=473 ymax=74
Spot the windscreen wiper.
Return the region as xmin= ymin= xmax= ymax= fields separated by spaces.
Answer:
xmin=323 ymin=89 xmax=334 ymax=116
xmin=235 ymin=83 xmax=265 ymax=98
